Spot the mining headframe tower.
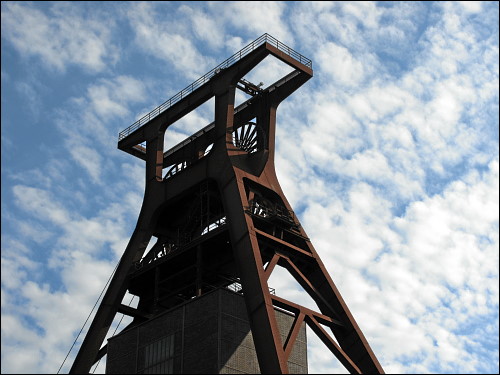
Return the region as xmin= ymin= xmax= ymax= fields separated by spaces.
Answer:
xmin=69 ymin=33 xmax=384 ymax=374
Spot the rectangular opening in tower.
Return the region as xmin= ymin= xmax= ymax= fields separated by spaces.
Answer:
xmin=234 ymin=54 xmax=296 ymax=108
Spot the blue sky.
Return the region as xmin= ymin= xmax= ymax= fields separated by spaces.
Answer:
xmin=1 ymin=1 xmax=498 ymax=374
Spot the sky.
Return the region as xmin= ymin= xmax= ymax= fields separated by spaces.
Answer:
xmin=1 ymin=1 xmax=498 ymax=374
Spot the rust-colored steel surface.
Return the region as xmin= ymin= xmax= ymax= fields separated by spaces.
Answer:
xmin=70 ymin=34 xmax=384 ymax=374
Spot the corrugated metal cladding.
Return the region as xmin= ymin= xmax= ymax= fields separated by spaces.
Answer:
xmin=106 ymin=288 xmax=307 ymax=374
xmin=143 ymin=334 xmax=174 ymax=374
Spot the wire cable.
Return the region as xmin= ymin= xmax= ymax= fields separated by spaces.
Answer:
xmin=91 ymin=295 xmax=135 ymax=374
xmin=57 ymin=261 xmax=119 ymax=374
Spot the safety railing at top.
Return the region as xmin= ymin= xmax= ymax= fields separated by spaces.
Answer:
xmin=118 ymin=33 xmax=312 ymax=141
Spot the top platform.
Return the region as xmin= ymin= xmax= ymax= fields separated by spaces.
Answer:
xmin=118 ymin=34 xmax=312 ymax=145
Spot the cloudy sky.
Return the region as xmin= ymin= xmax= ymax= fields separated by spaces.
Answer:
xmin=1 ymin=1 xmax=498 ymax=374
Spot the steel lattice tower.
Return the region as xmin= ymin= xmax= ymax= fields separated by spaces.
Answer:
xmin=70 ymin=34 xmax=384 ymax=374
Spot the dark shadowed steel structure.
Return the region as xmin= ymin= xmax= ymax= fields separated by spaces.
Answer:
xmin=70 ymin=33 xmax=384 ymax=374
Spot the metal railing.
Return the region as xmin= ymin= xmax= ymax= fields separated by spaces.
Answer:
xmin=225 ymin=279 xmax=276 ymax=296
xmin=248 ymin=200 xmax=297 ymax=227
xmin=118 ymin=33 xmax=312 ymax=141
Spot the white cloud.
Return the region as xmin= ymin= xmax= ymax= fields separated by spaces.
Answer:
xmin=1 ymin=2 xmax=118 ymax=73
xmin=291 ymin=158 xmax=498 ymax=372
xmin=69 ymin=145 xmax=103 ymax=184
xmin=11 ymin=218 xmax=54 ymax=245
xmin=4 ymin=177 xmax=142 ymax=373
xmin=85 ymin=76 xmax=148 ymax=123
xmin=317 ymin=42 xmax=366 ymax=87
xmin=457 ymin=1 xmax=483 ymax=14
xmin=127 ymin=2 xmax=212 ymax=80
xmin=1 ymin=314 xmax=44 ymax=373
xmin=53 ymin=75 xmax=148 ymax=183
xmin=342 ymin=1 xmax=381 ymax=29
xmin=347 ymin=84 xmax=415 ymax=123
xmin=12 ymin=185 xmax=71 ymax=225
xmin=288 ymin=0 xmax=498 ymax=206
xmin=9 ymin=167 xmax=54 ymax=190
xmin=87 ymin=86 xmax=127 ymax=120
xmin=213 ymin=1 xmax=292 ymax=43
xmin=179 ymin=5 xmax=225 ymax=50
xmin=393 ymin=160 xmax=499 ymax=291
xmin=1 ymin=238 xmax=39 ymax=290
